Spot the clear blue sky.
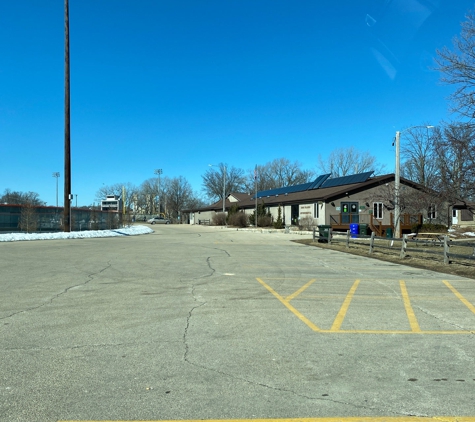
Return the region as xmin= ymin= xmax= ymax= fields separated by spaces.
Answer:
xmin=1 ymin=0 xmax=474 ymax=207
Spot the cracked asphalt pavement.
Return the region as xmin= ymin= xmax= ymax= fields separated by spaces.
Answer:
xmin=1 ymin=225 xmax=475 ymax=421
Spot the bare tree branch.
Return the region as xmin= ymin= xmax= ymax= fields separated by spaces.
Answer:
xmin=317 ymin=147 xmax=385 ymax=177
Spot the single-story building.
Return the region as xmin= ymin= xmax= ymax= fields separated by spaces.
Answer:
xmin=185 ymin=172 xmax=450 ymax=235
xmin=452 ymin=201 xmax=475 ymax=228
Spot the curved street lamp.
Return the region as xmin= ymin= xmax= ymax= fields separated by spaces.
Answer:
xmin=394 ymin=125 xmax=434 ymax=238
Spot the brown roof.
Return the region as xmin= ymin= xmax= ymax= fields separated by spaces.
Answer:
xmin=186 ymin=173 xmax=433 ymax=212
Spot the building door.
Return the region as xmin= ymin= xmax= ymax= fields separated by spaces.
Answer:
xmin=341 ymin=202 xmax=359 ymax=223
xmin=452 ymin=208 xmax=458 ymax=225
xmin=291 ymin=204 xmax=299 ymax=225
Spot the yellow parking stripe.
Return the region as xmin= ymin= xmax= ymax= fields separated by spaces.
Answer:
xmin=330 ymin=279 xmax=360 ymax=331
xmin=319 ymin=329 xmax=475 ymax=334
xmin=58 ymin=417 xmax=475 ymax=422
xmin=256 ymin=278 xmax=321 ymax=332
xmin=443 ymin=280 xmax=475 ymax=314
xmin=285 ymin=279 xmax=317 ymax=301
xmin=400 ymin=280 xmax=421 ymax=332
xmin=257 ymin=277 xmax=475 ymax=334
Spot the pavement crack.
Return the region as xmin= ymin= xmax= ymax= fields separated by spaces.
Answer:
xmin=0 ymin=261 xmax=112 ymax=321
xmin=205 ymin=257 xmax=216 ymax=277
xmin=2 ymin=339 xmax=182 ymax=352
xmin=213 ymin=247 xmax=231 ymax=257
xmin=183 ymin=278 xmax=207 ymax=364
xmin=415 ymin=305 xmax=475 ymax=334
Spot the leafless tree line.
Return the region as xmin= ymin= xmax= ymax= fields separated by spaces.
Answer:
xmin=400 ymin=7 xmax=475 ymax=205
xmin=95 ymin=177 xmax=206 ymax=219
xmin=202 ymin=153 xmax=385 ymax=202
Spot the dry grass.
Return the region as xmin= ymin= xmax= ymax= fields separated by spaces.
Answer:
xmin=293 ymin=230 xmax=475 ymax=279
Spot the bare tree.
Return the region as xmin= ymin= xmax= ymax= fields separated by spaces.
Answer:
xmin=202 ymin=164 xmax=246 ymax=201
xmin=163 ymin=176 xmax=199 ymax=220
xmin=0 ymin=189 xmax=44 ymax=206
xmin=433 ymin=122 xmax=475 ymax=201
xmin=317 ymin=147 xmax=385 ymax=177
xmin=244 ymin=158 xmax=314 ymax=192
xmin=19 ymin=202 xmax=39 ymax=233
xmin=400 ymin=126 xmax=439 ymax=189
xmin=136 ymin=178 xmax=160 ymax=215
xmin=435 ymin=9 xmax=475 ymax=119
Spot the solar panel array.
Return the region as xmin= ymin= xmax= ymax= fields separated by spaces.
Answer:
xmin=307 ymin=173 xmax=331 ymax=190
xmin=320 ymin=171 xmax=374 ymax=188
xmin=253 ymin=171 xmax=373 ymax=199
xmin=255 ymin=182 xmax=313 ymax=198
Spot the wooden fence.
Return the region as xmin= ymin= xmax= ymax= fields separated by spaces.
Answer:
xmin=313 ymin=228 xmax=475 ymax=266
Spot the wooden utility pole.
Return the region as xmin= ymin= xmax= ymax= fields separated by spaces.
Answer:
xmin=64 ymin=0 xmax=71 ymax=231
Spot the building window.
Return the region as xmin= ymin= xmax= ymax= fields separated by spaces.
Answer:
xmin=461 ymin=209 xmax=474 ymax=221
xmin=314 ymin=203 xmax=319 ymax=218
xmin=428 ymin=205 xmax=436 ymax=219
xmin=373 ymin=202 xmax=383 ymax=219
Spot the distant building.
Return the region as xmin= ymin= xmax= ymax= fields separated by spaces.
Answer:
xmin=185 ymin=172 xmax=450 ymax=235
xmin=101 ymin=195 xmax=123 ymax=213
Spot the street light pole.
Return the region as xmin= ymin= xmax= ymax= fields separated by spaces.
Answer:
xmin=52 ymin=172 xmax=60 ymax=208
xmin=223 ymin=164 xmax=226 ymax=214
xmin=394 ymin=125 xmax=434 ymax=238
xmin=209 ymin=164 xmax=226 ymax=214
xmin=394 ymin=130 xmax=401 ymax=238
xmin=154 ymin=169 xmax=162 ymax=215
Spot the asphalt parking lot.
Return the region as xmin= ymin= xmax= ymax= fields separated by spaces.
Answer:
xmin=1 ymin=225 xmax=475 ymax=421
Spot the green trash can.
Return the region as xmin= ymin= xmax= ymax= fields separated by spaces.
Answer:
xmin=359 ymin=223 xmax=368 ymax=236
xmin=386 ymin=227 xmax=393 ymax=238
xmin=318 ymin=225 xmax=331 ymax=242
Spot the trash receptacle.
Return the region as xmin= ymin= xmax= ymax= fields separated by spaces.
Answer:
xmin=386 ymin=227 xmax=393 ymax=238
xmin=359 ymin=223 xmax=368 ymax=236
xmin=350 ymin=223 xmax=359 ymax=238
xmin=318 ymin=225 xmax=331 ymax=242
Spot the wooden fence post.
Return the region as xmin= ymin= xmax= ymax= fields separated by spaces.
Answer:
xmin=444 ymin=235 xmax=450 ymax=265
xmin=400 ymin=234 xmax=407 ymax=258
xmin=313 ymin=228 xmax=316 ymax=242
xmin=369 ymin=231 xmax=375 ymax=254
xmin=329 ymin=228 xmax=332 ymax=245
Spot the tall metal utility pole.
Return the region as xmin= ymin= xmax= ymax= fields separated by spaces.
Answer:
xmin=154 ymin=169 xmax=162 ymax=215
xmin=394 ymin=125 xmax=433 ymax=238
xmin=52 ymin=172 xmax=60 ymax=208
xmin=222 ymin=164 xmax=226 ymax=214
xmin=63 ymin=0 xmax=71 ymax=231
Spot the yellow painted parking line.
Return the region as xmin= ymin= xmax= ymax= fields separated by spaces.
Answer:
xmin=443 ymin=280 xmax=475 ymax=314
xmin=330 ymin=279 xmax=360 ymax=331
xmin=285 ymin=278 xmax=317 ymax=301
xmin=58 ymin=417 xmax=475 ymax=422
xmin=400 ymin=280 xmax=421 ymax=332
xmin=295 ymin=295 xmax=468 ymax=301
xmin=319 ymin=329 xmax=475 ymax=334
xmin=257 ymin=277 xmax=475 ymax=334
xmin=256 ymin=278 xmax=321 ymax=332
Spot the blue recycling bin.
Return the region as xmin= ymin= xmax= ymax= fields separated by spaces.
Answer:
xmin=350 ymin=223 xmax=359 ymax=238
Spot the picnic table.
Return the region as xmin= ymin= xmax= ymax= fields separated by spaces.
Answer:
xmin=409 ymin=232 xmax=446 ymax=243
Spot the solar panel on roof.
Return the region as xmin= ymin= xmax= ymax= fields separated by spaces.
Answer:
xmin=321 ymin=171 xmax=374 ymax=188
xmin=252 ymin=172 xmax=371 ymax=199
xmin=254 ymin=181 xmax=313 ymax=198
xmin=307 ymin=173 xmax=331 ymax=190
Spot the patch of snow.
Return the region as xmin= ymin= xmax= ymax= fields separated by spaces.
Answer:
xmin=0 ymin=225 xmax=153 ymax=242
